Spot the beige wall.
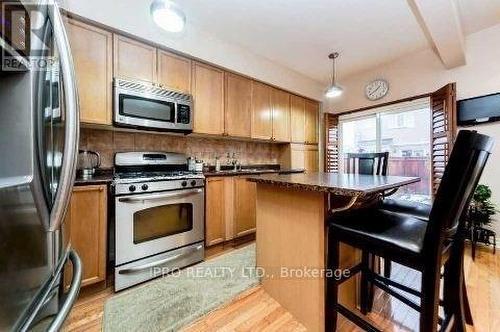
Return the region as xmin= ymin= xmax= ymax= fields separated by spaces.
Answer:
xmin=80 ymin=129 xmax=284 ymax=169
xmin=325 ymin=24 xmax=500 ymax=112
xmin=325 ymin=23 xmax=500 ymax=238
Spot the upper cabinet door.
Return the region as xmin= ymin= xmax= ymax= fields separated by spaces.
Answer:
xmin=113 ymin=34 xmax=157 ymax=83
xmin=157 ymin=50 xmax=191 ymax=93
xmin=192 ymin=62 xmax=225 ymax=135
xmin=251 ymin=81 xmax=273 ymax=140
xmin=290 ymin=95 xmax=306 ymax=143
xmin=65 ymin=19 xmax=112 ymax=125
xmin=225 ymin=73 xmax=252 ymax=138
xmin=305 ymin=100 xmax=319 ymax=144
xmin=271 ymin=88 xmax=291 ymax=142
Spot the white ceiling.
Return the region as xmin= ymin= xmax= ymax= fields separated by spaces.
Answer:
xmin=180 ymin=0 xmax=429 ymax=84
xmin=179 ymin=0 xmax=500 ymax=84
xmin=65 ymin=0 xmax=500 ymax=87
xmin=456 ymin=0 xmax=500 ymax=35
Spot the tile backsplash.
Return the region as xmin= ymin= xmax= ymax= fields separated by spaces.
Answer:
xmin=79 ymin=128 xmax=285 ymax=168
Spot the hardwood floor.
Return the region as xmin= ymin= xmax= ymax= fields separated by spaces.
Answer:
xmin=183 ymin=287 xmax=306 ymax=332
xmin=63 ymin=244 xmax=499 ymax=332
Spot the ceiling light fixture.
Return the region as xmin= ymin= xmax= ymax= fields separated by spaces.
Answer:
xmin=325 ymin=52 xmax=343 ymax=98
xmin=150 ymin=0 xmax=186 ymax=33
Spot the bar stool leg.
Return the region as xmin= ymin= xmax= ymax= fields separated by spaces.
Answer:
xmin=360 ymin=251 xmax=370 ymax=315
xmin=326 ymin=233 xmax=340 ymax=332
xmin=462 ymin=268 xmax=474 ymax=326
xmin=367 ymin=254 xmax=375 ymax=312
xmin=419 ymin=265 xmax=440 ymax=332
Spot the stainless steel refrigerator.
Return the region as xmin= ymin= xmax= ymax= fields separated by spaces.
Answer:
xmin=0 ymin=0 xmax=81 ymax=330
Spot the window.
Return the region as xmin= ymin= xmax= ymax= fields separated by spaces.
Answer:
xmin=341 ymin=116 xmax=377 ymax=154
xmin=339 ymin=98 xmax=432 ymax=202
xmin=325 ymin=84 xmax=457 ymax=199
xmin=385 ymin=112 xmax=415 ymax=129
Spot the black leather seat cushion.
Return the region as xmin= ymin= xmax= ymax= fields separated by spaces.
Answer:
xmin=380 ymin=198 xmax=431 ymax=221
xmin=328 ymin=209 xmax=428 ymax=259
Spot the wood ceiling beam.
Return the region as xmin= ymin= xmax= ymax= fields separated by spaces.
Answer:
xmin=407 ymin=0 xmax=466 ymax=69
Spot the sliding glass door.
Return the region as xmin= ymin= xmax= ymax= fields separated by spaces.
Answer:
xmin=339 ymin=99 xmax=432 ymax=202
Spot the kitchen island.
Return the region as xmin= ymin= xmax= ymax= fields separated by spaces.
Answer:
xmin=246 ymin=172 xmax=420 ymax=331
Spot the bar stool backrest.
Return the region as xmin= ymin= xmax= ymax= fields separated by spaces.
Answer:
xmin=345 ymin=152 xmax=389 ymax=176
xmin=426 ymin=130 xmax=494 ymax=258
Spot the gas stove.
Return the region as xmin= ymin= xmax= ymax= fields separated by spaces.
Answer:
xmin=113 ymin=152 xmax=205 ymax=195
xmin=112 ymin=151 xmax=205 ymax=291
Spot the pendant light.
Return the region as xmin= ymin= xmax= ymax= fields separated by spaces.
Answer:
xmin=325 ymin=52 xmax=343 ymax=98
xmin=151 ymin=0 xmax=186 ymax=33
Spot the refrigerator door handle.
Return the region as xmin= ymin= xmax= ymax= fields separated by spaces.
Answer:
xmin=47 ymin=250 xmax=82 ymax=332
xmin=48 ymin=0 xmax=80 ymax=232
xmin=18 ymin=250 xmax=82 ymax=332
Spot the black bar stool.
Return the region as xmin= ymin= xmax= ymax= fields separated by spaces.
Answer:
xmin=325 ymin=130 xmax=494 ymax=332
xmin=345 ymin=152 xmax=389 ymax=176
xmin=380 ymin=197 xmax=474 ymax=326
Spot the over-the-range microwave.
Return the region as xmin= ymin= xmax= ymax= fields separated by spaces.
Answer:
xmin=114 ymin=78 xmax=193 ymax=133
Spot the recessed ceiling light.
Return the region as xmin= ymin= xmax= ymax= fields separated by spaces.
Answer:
xmin=150 ymin=0 xmax=186 ymax=33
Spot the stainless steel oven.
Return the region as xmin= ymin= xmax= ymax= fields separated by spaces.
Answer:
xmin=115 ymin=187 xmax=204 ymax=265
xmin=114 ymin=78 xmax=193 ymax=133
xmin=113 ymin=151 xmax=205 ymax=290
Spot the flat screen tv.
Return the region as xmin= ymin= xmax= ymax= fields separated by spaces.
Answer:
xmin=458 ymin=92 xmax=500 ymax=126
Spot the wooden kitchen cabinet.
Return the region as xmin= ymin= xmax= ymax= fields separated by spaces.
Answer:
xmin=225 ymin=73 xmax=252 ymax=138
xmin=114 ymin=34 xmax=157 ymax=83
xmin=281 ymin=143 xmax=319 ymax=172
xmin=205 ymin=177 xmax=226 ymax=246
xmin=290 ymin=95 xmax=306 ymax=143
xmin=233 ymin=177 xmax=257 ymax=237
xmin=305 ymin=99 xmax=319 ymax=144
xmin=251 ymin=81 xmax=273 ymax=140
xmin=157 ymin=50 xmax=191 ymax=93
xmin=192 ymin=62 xmax=225 ymax=135
xmin=65 ymin=185 xmax=107 ymax=288
xmin=271 ymin=88 xmax=291 ymax=142
xmin=205 ymin=176 xmax=256 ymax=246
xmin=65 ymin=19 xmax=112 ymax=125
xmin=304 ymin=147 xmax=319 ymax=172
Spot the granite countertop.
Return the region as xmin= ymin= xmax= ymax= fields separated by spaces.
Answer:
xmin=74 ymin=170 xmax=114 ymax=186
xmin=73 ymin=166 xmax=307 ymax=185
xmin=203 ymin=165 xmax=304 ymax=177
xmin=246 ymin=172 xmax=420 ymax=197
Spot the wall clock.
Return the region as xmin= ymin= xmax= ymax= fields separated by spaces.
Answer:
xmin=365 ymin=79 xmax=389 ymax=101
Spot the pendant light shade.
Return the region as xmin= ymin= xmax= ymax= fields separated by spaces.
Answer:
xmin=325 ymin=52 xmax=343 ymax=98
xmin=151 ymin=0 xmax=186 ymax=33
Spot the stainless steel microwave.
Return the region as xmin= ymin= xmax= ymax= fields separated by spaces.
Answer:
xmin=114 ymin=78 xmax=193 ymax=133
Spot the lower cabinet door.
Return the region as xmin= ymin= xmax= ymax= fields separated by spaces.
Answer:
xmin=304 ymin=149 xmax=319 ymax=172
xmin=233 ymin=177 xmax=257 ymax=237
xmin=286 ymin=144 xmax=319 ymax=172
xmin=65 ymin=185 xmax=107 ymax=288
xmin=205 ymin=177 xmax=226 ymax=246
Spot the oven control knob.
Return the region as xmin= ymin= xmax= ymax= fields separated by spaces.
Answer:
xmin=141 ymin=184 xmax=148 ymax=191
xmin=181 ymin=181 xmax=188 ymax=187
xmin=190 ymin=180 xmax=197 ymax=187
xmin=129 ymin=185 xmax=136 ymax=192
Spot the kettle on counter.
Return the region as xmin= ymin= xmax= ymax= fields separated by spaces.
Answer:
xmin=77 ymin=150 xmax=101 ymax=178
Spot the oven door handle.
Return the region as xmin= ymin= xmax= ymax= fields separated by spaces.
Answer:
xmin=118 ymin=188 xmax=203 ymax=203
xmin=118 ymin=245 xmax=204 ymax=275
